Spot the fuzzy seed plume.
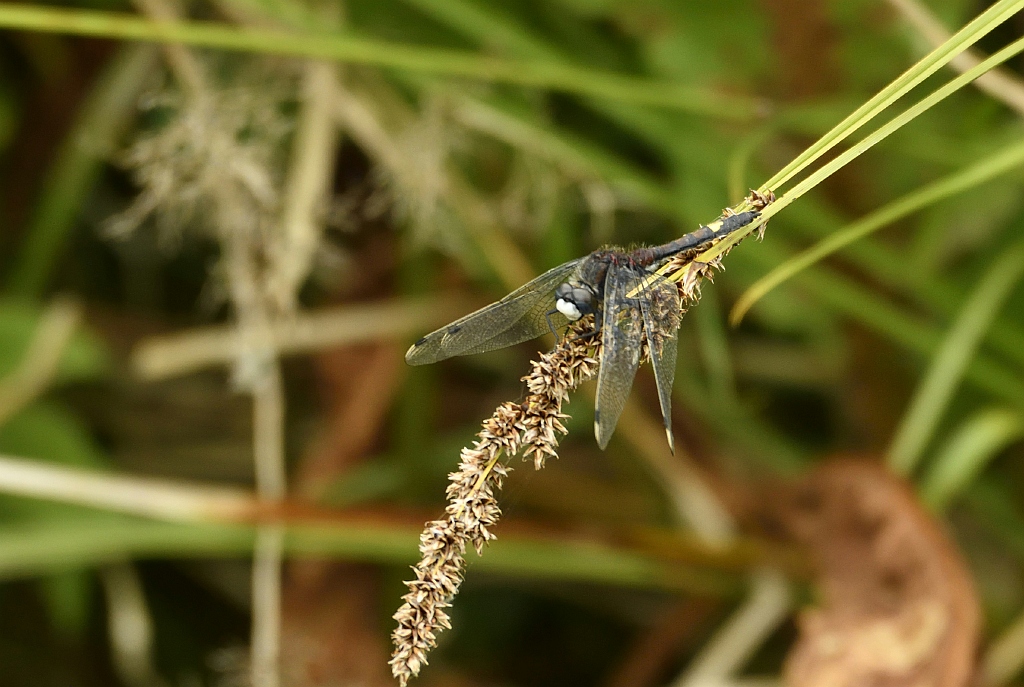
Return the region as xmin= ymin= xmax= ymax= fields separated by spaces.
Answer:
xmin=389 ymin=322 xmax=599 ymax=686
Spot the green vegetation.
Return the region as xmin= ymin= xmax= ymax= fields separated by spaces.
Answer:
xmin=0 ymin=0 xmax=1024 ymax=685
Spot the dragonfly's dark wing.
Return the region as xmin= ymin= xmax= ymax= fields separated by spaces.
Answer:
xmin=594 ymin=263 xmax=644 ymax=449
xmin=636 ymin=273 xmax=682 ymax=452
xmin=405 ymin=259 xmax=582 ymax=365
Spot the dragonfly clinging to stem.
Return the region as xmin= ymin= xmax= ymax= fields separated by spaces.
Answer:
xmin=406 ymin=194 xmax=772 ymax=451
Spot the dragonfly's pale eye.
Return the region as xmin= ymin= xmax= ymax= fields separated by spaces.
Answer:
xmin=556 ymin=298 xmax=583 ymax=320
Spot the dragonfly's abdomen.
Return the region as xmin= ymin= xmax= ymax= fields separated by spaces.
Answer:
xmin=646 ymin=210 xmax=760 ymax=263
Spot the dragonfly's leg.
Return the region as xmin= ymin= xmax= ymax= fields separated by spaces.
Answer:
xmin=569 ymin=314 xmax=602 ymax=344
xmin=545 ymin=308 xmax=562 ymax=343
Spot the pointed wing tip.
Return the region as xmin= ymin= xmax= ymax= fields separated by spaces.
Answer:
xmin=594 ymin=419 xmax=611 ymax=451
xmin=665 ymin=427 xmax=675 ymax=455
xmin=404 ymin=338 xmax=430 ymax=365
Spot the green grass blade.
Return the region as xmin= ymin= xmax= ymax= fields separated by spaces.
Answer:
xmin=703 ymin=32 xmax=1024 ymax=265
xmin=782 ymin=34 xmax=1024 ymax=201
xmin=453 ymin=96 xmax=678 ymax=212
xmin=398 ymin=0 xmax=556 ymax=60
xmin=887 ymin=239 xmax=1024 ymax=475
xmin=920 ymin=408 xmax=1024 ymax=510
xmin=6 ymin=45 xmax=158 ymax=297
xmin=0 ymin=3 xmax=761 ymax=117
xmin=761 ymin=0 xmax=1024 ymax=192
xmin=769 ymin=193 xmax=1024 ymax=372
xmin=739 ymin=239 xmax=1024 ymax=406
xmin=451 ymin=88 xmax=1024 ymax=385
xmin=0 ymin=515 xmax=742 ymax=595
xmin=731 ymin=138 xmax=1024 ymax=324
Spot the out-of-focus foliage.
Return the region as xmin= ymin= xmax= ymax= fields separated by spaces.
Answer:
xmin=0 ymin=0 xmax=1023 ymax=685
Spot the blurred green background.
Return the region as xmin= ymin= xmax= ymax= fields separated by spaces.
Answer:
xmin=0 ymin=0 xmax=1023 ymax=685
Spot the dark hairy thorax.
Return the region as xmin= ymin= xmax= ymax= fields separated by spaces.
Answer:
xmin=573 ymin=246 xmax=676 ymax=308
xmin=575 ymin=248 xmax=643 ymax=301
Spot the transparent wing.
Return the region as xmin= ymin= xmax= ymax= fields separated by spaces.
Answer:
xmin=405 ymin=259 xmax=582 ymax=365
xmin=636 ymin=273 xmax=682 ymax=452
xmin=594 ymin=263 xmax=645 ymax=449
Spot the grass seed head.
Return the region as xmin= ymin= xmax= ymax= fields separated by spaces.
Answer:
xmin=389 ymin=321 xmax=598 ymax=685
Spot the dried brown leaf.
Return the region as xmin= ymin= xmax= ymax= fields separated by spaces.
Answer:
xmin=776 ymin=458 xmax=979 ymax=687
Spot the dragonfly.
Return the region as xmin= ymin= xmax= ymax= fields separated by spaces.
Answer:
xmin=406 ymin=209 xmax=763 ymax=451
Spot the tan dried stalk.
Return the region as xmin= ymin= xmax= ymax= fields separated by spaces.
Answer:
xmin=389 ymin=322 xmax=599 ymax=686
xmin=389 ymin=310 xmax=691 ymax=685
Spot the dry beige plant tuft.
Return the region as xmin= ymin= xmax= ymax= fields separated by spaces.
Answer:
xmin=389 ymin=322 xmax=599 ymax=686
xmin=106 ymin=66 xmax=296 ymax=250
xmin=110 ymin=48 xmax=339 ymax=687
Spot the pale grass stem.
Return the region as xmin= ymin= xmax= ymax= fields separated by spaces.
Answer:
xmin=0 ymin=453 xmax=253 ymax=521
xmin=132 ymin=296 xmax=469 ymax=381
xmin=101 ymin=563 xmax=164 ymax=687
xmin=886 ymin=0 xmax=1024 ymax=115
xmin=0 ymin=297 xmax=81 ymax=425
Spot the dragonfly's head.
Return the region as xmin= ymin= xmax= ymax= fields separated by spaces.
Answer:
xmin=555 ymin=282 xmax=595 ymax=321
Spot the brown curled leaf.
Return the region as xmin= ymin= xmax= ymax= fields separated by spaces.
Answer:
xmin=776 ymin=458 xmax=979 ymax=687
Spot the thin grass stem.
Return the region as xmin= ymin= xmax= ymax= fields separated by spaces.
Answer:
xmin=887 ymin=0 xmax=1024 ymax=115
xmin=130 ymin=0 xmax=207 ymax=95
xmin=251 ymin=525 xmax=284 ymax=687
xmin=0 ymin=3 xmax=762 ymax=117
xmin=270 ymin=59 xmax=339 ymax=311
xmin=6 ymin=45 xmax=157 ymax=297
xmin=920 ymin=408 xmax=1024 ymax=510
xmin=100 ymin=563 xmax=164 ymax=687
xmin=672 ymin=568 xmax=790 ymax=687
xmin=0 ymin=453 xmax=254 ymax=521
xmin=0 ymin=298 xmax=81 ymax=425
xmin=731 ymin=138 xmax=1024 ymax=324
xmin=132 ymin=297 xmax=468 ymax=380
xmin=888 ymin=239 xmax=1024 ymax=475
xmin=740 ymin=238 xmax=1024 ymax=406
xmin=702 ymin=31 xmax=1024 ymax=265
xmin=761 ymin=0 xmax=1024 ymax=192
